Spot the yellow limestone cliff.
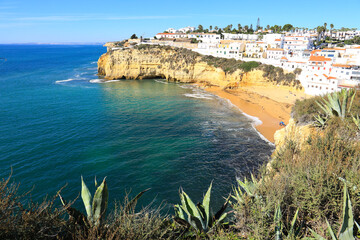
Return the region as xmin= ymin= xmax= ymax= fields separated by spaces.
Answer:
xmin=97 ymin=46 xmax=273 ymax=89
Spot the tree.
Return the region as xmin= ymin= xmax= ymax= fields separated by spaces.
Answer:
xmin=266 ymin=25 xmax=270 ymax=30
xmin=324 ymin=22 xmax=327 ymax=32
xmin=130 ymin=34 xmax=138 ymax=39
xmin=330 ymin=24 xmax=334 ymax=39
xmin=210 ymin=25 xmax=213 ymax=31
xmin=238 ymin=23 xmax=242 ymax=32
xmin=197 ymin=24 xmax=204 ymax=32
xmin=244 ymin=25 xmax=249 ymax=32
xmin=214 ymin=26 xmax=218 ymax=31
xmin=282 ymin=24 xmax=294 ymax=32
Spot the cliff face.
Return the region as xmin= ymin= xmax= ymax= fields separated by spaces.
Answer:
xmin=273 ymin=118 xmax=314 ymax=153
xmin=98 ymin=46 xmax=272 ymax=89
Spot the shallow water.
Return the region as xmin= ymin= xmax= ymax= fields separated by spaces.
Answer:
xmin=0 ymin=45 xmax=273 ymax=211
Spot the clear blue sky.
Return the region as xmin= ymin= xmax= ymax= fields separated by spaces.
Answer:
xmin=0 ymin=0 xmax=359 ymax=44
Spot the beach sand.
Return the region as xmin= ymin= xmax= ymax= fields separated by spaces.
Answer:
xmin=203 ymin=85 xmax=309 ymax=143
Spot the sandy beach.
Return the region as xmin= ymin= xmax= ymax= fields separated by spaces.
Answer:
xmin=203 ymin=85 xmax=309 ymax=143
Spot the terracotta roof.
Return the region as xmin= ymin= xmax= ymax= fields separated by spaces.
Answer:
xmin=332 ymin=63 xmax=352 ymax=68
xmin=354 ymin=46 xmax=360 ymax=49
xmin=311 ymin=50 xmax=321 ymax=55
xmin=267 ymin=48 xmax=284 ymax=51
xmin=281 ymin=56 xmax=288 ymax=60
xmin=275 ymin=39 xmax=281 ymax=41
xmin=323 ymin=48 xmax=345 ymax=51
xmin=309 ymin=55 xmax=332 ymax=62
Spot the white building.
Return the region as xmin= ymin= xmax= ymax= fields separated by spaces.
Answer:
xmin=178 ymin=26 xmax=196 ymax=33
xmin=266 ymin=48 xmax=285 ymax=59
xmin=283 ymin=35 xmax=313 ymax=52
xmin=222 ymin=33 xmax=259 ymax=41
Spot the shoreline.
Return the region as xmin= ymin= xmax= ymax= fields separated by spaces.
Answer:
xmin=200 ymin=85 xmax=308 ymax=143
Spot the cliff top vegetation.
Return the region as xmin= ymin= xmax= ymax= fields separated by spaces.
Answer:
xmin=132 ymin=44 xmax=302 ymax=88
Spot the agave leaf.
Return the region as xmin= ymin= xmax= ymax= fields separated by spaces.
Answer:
xmin=202 ymin=182 xmax=212 ymax=227
xmin=125 ymin=188 xmax=150 ymax=213
xmin=214 ymin=194 xmax=230 ymax=223
xmin=94 ymin=176 xmax=98 ymax=187
xmin=189 ymin=215 xmax=204 ymax=232
xmin=174 ymin=217 xmax=191 ymax=227
xmin=182 ymin=191 xmax=205 ymax=230
xmin=348 ymin=89 xmax=356 ymax=113
xmin=92 ymin=177 xmax=108 ymax=225
xmin=338 ymin=185 xmax=354 ymax=240
xmin=214 ymin=212 xmax=228 ymax=227
xmin=289 ymin=208 xmax=299 ymax=237
xmin=309 ymin=228 xmax=327 ymax=240
xmin=326 ymin=219 xmax=338 ymax=240
xmin=174 ymin=204 xmax=186 ymax=220
xmin=341 ymin=90 xmax=348 ymax=118
xmin=316 ymin=100 xmax=332 ymax=116
xmin=197 ymin=203 xmax=206 ymax=221
xmin=274 ymin=205 xmax=282 ymax=240
xmin=59 ymin=194 xmax=87 ymax=227
xmin=81 ymin=176 xmax=92 ymax=219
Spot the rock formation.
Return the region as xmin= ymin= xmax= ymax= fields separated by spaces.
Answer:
xmin=98 ymin=45 xmax=294 ymax=89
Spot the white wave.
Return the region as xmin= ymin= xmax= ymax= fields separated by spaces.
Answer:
xmin=55 ymin=78 xmax=85 ymax=84
xmin=89 ymin=79 xmax=104 ymax=83
xmin=91 ymin=61 xmax=97 ymax=64
xmin=89 ymin=79 xmax=121 ymax=83
xmin=183 ymin=93 xmax=213 ymax=100
xmin=221 ymin=98 xmax=274 ymax=146
xmin=86 ymin=67 xmax=98 ymax=70
xmin=179 ymin=84 xmax=194 ymax=89
xmin=106 ymin=80 xmax=121 ymax=83
xmin=155 ymin=80 xmax=168 ymax=84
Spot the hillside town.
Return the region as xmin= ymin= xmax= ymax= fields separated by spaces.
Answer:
xmin=116 ymin=24 xmax=360 ymax=96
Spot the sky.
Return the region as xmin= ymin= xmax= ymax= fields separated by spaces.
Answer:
xmin=0 ymin=0 xmax=359 ymax=44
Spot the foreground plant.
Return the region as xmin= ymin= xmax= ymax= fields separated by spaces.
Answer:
xmin=274 ymin=205 xmax=301 ymax=240
xmin=310 ymin=184 xmax=355 ymax=240
xmin=352 ymin=114 xmax=360 ymax=131
xmin=232 ymin=174 xmax=259 ymax=204
xmin=60 ymin=176 xmax=149 ymax=228
xmin=174 ymin=183 xmax=230 ymax=234
xmin=316 ymin=89 xmax=356 ymax=120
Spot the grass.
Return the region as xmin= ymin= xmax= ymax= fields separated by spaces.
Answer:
xmin=232 ymin=128 xmax=360 ymax=238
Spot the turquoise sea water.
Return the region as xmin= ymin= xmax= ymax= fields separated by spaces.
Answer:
xmin=0 ymin=45 xmax=273 ymax=211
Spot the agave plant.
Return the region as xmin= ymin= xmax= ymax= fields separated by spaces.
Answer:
xmin=314 ymin=114 xmax=328 ymax=128
xmin=232 ymin=174 xmax=259 ymax=204
xmin=352 ymin=114 xmax=360 ymax=131
xmin=59 ymin=176 xmax=149 ymax=228
xmin=310 ymin=184 xmax=355 ymax=240
xmin=174 ymin=183 xmax=230 ymax=233
xmin=316 ymin=89 xmax=356 ymax=120
xmin=274 ymin=205 xmax=301 ymax=240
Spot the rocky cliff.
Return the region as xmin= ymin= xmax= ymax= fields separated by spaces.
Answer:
xmin=98 ymin=45 xmax=297 ymax=89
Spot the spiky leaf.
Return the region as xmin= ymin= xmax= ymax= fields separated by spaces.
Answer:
xmin=81 ymin=176 xmax=92 ymax=219
xmin=202 ymin=182 xmax=212 ymax=227
xmin=92 ymin=177 xmax=108 ymax=225
xmin=125 ymin=188 xmax=150 ymax=213
xmin=338 ymin=185 xmax=354 ymax=240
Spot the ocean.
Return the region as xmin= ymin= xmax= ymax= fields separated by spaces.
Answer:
xmin=0 ymin=44 xmax=273 ymax=211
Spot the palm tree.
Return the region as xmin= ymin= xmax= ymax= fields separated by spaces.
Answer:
xmin=237 ymin=23 xmax=242 ymax=33
xmin=330 ymin=24 xmax=334 ymax=39
xmin=214 ymin=26 xmax=218 ymax=31
xmin=266 ymin=25 xmax=270 ymax=30
xmin=210 ymin=25 xmax=213 ymax=31
xmin=244 ymin=25 xmax=249 ymax=33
